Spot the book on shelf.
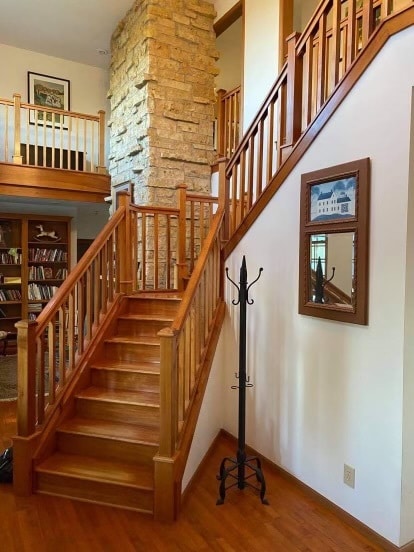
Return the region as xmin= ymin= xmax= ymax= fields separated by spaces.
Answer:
xmin=44 ymin=267 xmax=53 ymax=279
xmin=4 ymin=276 xmax=22 ymax=284
xmin=0 ymin=307 xmax=6 ymax=317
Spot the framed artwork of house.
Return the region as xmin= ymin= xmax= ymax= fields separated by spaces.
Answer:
xmin=28 ymin=71 xmax=70 ymax=127
xmin=298 ymin=158 xmax=370 ymax=325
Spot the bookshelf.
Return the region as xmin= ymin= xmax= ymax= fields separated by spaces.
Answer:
xmin=0 ymin=214 xmax=71 ymax=335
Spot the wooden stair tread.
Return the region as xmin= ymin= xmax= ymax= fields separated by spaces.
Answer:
xmin=76 ymin=386 xmax=160 ymax=406
xmin=36 ymin=452 xmax=153 ymax=489
xmin=90 ymin=360 xmax=160 ymax=374
xmin=58 ymin=417 xmax=159 ymax=444
xmin=118 ymin=314 xmax=173 ymax=322
xmin=128 ymin=292 xmax=182 ymax=300
xmin=106 ymin=336 xmax=160 ymax=345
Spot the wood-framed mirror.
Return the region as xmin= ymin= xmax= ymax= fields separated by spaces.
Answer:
xmin=298 ymin=158 xmax=370 ymax=325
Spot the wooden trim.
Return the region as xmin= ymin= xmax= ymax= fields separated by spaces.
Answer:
xmin=220 ymin=429 xmax=403 ymax=552
xmin=223 ymin=6 xmax=414 ymax=259
xmin=214 ymin=1 xmax=242 ymax=37
xmin=278 ymin=0 xmax=294 ymax=67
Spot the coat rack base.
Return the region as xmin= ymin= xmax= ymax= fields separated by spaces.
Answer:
xmin=216 ymin=452 xmax=269 ymax=505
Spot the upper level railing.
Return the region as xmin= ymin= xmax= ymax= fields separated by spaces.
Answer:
xmin=0 ymin=93 xmax=106 ymax=174
xmin=222 ymin=0 xmax=412 ymax=239
xmin=216 ymin=86 xmax=241 ymax=159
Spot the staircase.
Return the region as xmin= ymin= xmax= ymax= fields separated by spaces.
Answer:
xmin=34 ymin=293 xmax=181 ymax=513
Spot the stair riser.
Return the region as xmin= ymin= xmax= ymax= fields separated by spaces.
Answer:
xmin=127 ymin=298 xmax=180 ymax=317
xmin=75 ymin=398 xmax=159 ymax=426
xmin=56 ymin=432 xmax=158 ymax=466
xmin=36 ymin=472 xmax=153 ymax=512
xmin=116 ymin=318 xmax=170 ymax=337
xmin=103 ymin=342 xmax=160 ymax=363
xmin=91 ymin=368 xmax=159 ymax=392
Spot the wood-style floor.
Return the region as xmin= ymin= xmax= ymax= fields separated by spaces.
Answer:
xmin=0 ymin=400 xmax=386 ymax=551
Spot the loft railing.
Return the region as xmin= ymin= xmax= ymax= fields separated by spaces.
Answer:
xmin=221 ymin=0 xmax=412 ymax=239
xmin=216 ymin=86 xmax=241 ymax=158
xmin=0 ymin=93 xmax=106 ymax=173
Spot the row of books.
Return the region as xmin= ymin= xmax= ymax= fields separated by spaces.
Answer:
xmin=0 ymin=289 xmax=22 ymax=301
xmin=0 ymin=252 xmax=22 ymax=264
xmin=28 ymin=248 xmax=68 ymax=262
xmin=28 ymin=266 xmax=68 ymax=280
xmin=28 ymin=283 xmax=59 ymax=301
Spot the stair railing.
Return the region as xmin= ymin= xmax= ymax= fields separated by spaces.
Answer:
xmin=223 ymin=0 xmax=412 ymax=240
xmin=0 ymin=93 xmax=106 ymax=173
xmin=154 ymin=161 xmax=228 ymax=521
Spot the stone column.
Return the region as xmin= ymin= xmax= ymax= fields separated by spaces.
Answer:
xmin=109 ymin=0 xmax=218 ymax=206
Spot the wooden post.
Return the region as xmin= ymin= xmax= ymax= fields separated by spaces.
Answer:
xmin=281 ymin=32 xmax=302 ymax=162
xmin=97 ymin=109 xmax=106 ymax=174
xmin=176 ymin=184 xmax=188 ymax=291
xmin=216 ymin=89 xmax=226 ymax=157
xmin=217 ymin=157 xmax=230 ymax=243
xmin=12 ymin=93 xmax=23 ymax=165
xmin=117 ymin=191 xmax=133 ymax=294
xmin=278 ymin=0 xmax=294 ymax=69
xmin=154 ymin=326 xmax=179 ymax=521
xmin=15 ymin=320 xmax=37 ymax=437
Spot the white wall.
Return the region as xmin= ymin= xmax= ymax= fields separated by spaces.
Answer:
xmin=0 ymin=43 xmax=109 ymax=117
xmin=243 ymin=0 xmax=280 ymax=130
xmin=221 ymin=27 xmax=414 ymax=546
xmin=216 ymin=18 xmax=242 ymax=92
xmin=214 ymin=0 xmax=239 ymax=22
xmin=401 ymin=87 xmax=414 ymax=545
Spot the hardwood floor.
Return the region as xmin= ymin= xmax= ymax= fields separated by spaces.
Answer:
xmin=0 ymin=401 xmax=387 ymax=551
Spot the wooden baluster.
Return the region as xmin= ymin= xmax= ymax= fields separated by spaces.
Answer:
xmin=277 ymin=82 xmax=286 ymax=167
xmin=68 ymin=291 xmax=76 ymax=369
xmin=330 ymin=0 xmax=342 ymax=91
xmin=48 ymin=319 xmax=57 ymax=404
xmin=97 ymin=109 xmax=106 ymax=174
xmin=199 ymin=201 xmax=205 ymax=246
xmin=166 ymin=215 xmax=171 ymax=289
xmin=362 ymin=0 xmax=374 ymax=47
xmin=154 ymin=213 xmax=159 ymax=289
xmin=154 ymin=327 xmax=179 ymax=522
xmin=58 ymin=307 xmax=66 ymax=385
xmin=346 ymin=0 xmax=357 ymax=68
xmin=77 ymin=278 xmax=85 ymax=354
xmin=190 ymin=201 xmax=195 ymax=272
xmin=12 ymin=93 xmax=23 ymax=164
xmin=283 ymin=32 xmax=303 ymax=162
xmin=218 ymin=157 xmax=230 ymax=242
xmin=216 ymin=89 xmax=226 ymax=157
xmin=176 ymin=184 xmax=188 ymax=290
xmin=231 ymin=163 xmax=238 ymax=233
xmin=86 ymin=268 xmax=93 ymax=341
xmin=256 ymin=118 xmax=264 ymax=198
xmin=239 ymin=150 xmax=246 ymax=224
xmin=304 ymin=36 xmax=314 ymax=125
xmin=37 ymin=336 xmax=46 ymax=424
xmin=94 ymin=256 xmax=100 ymax=323
xmin=247 ymin=135 xmax=255 ymax=210
xmin=267 ymin=103 xmax=274 ymax=182
xmin=117 ymin=191 xmax=133 ymax=294
xmin=316 ymin=14 xmax=327 ymax=110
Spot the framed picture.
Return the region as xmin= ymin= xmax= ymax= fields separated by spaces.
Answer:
xmin=298 ymin=158 xmax=370 ymax=325
xmin=27 ymin=71 xmax=70 ymax=127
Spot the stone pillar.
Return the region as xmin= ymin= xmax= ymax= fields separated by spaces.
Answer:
xmin=109 ymin=0 xmax=218 ymax=206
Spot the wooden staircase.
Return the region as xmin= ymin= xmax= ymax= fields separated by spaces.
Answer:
xmin=34 ymin=293 xmax=181 ymax=513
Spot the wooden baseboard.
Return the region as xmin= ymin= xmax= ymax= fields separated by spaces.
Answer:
xmin=219 ymin=429 xmax=412 ymax=552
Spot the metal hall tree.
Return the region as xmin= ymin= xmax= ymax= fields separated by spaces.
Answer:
xmin=216 ymin=256 xmax=268 ymax=505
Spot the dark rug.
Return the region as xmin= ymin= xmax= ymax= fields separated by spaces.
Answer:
xmin=0 ymin=355 xmax=17 ymax=401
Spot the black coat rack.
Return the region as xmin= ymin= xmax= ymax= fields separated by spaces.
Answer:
xmin=216 ymin=256 xmax=268 ymax=505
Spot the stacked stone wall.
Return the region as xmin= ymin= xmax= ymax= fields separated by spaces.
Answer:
xmin=109 ymin=0 xmax=218 ymax=207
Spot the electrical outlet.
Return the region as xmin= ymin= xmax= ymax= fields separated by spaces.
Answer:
xmin=343 ymin=464 xmax=355 ymax=488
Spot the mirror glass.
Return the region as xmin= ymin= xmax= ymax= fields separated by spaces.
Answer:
xmin=308 ymin=232 xmax=354 ymax=309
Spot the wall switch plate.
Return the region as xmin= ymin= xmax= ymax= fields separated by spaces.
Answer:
xmin=343 ymin=464 xmax=355 ymax=488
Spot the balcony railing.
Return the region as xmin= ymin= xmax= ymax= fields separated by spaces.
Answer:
xmin=0 ymin=93 xmax=106 ymax=174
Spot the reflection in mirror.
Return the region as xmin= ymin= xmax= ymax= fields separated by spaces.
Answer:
xmin=308 ymin=232 xmax=354 ymax=308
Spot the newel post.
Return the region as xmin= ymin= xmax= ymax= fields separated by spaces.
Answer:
xmin=217 ymin=157 xmax=230 ymax=243
xmin=281 ymin=32 xmax=302 ymax=163
xmin=117 ymin=191 xmax=133 ymax=294
xmin=12 ymin=93 xmax=23 ymax=165
xmin=13 ymin=320 xmax=38 ymax=496
xmin=154 ymin=327 xmax=180 ymax=521
xmin=97 ymin=109 xmax=107 ymax=174
xmin=176 ymin=184 xmax=188 ymax=291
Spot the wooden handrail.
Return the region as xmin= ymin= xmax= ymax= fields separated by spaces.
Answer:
xmin=20 ymin=101 xmax=101 ymax=122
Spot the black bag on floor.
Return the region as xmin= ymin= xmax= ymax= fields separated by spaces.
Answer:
xmin=0 ymin=447 xmax=13 ymax=483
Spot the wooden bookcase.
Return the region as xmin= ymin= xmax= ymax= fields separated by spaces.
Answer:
xmin=0 ymin=214 xmax=71 ymax=335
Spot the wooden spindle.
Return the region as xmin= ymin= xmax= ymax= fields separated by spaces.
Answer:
xmin=12 ymin=93 xmax=23 ymax=164
xmin=176 ymin=184 xmax=188 ymax=291
xmin=117 ymin=191 xmax=133 ymax=294
xmin=216 ymin=89 xmax=226 ymax=157
xmin=362 ymin=0 xmax=374 ymax=46
xmin=329 ymin=0 xmax=342 ymax=91
xmin=218 ymin=157 xmax=230 ymax=242
xmin=346 ymin=0 xmax=357 ymax=67
xmin=97 ymin=110 xmax=106 ymax=174
xmin=316 ymin=14 xmax=327 ymax=110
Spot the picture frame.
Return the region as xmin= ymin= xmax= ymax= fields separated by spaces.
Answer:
xmin=298 ymin=158 xmax=370 ymax=325
xmin=27 ymin=71 xmax=70 ymax=127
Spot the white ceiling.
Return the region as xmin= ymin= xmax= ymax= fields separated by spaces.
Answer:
xmin=0 ymin=0 xmax=136 ymax=68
